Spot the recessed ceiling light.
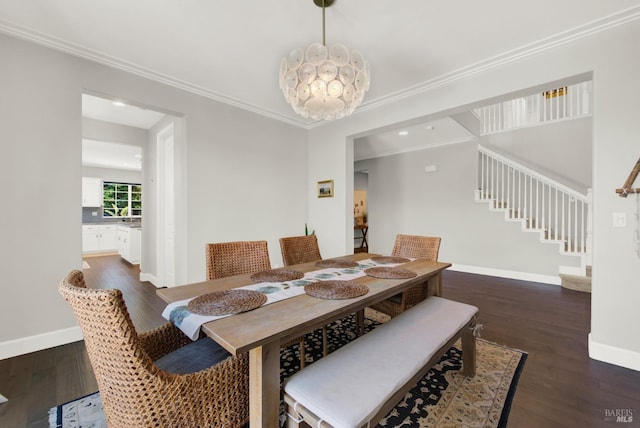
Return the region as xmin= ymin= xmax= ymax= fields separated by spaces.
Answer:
xmin=398 ymin=131 xmax=409 ymax=136
xmin=112 ymin=101 xmax=126 ymax=107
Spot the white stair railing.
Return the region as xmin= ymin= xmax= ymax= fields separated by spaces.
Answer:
xmin=476 ymin=146 xmax=590 ymax=256
xmin=475 ymin=81 xmax=592 ymax=134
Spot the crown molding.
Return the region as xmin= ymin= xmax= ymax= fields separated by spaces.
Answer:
xmin=1 ymin=5 xmax=639 ymax=130
xmin=356 ymin=5 xmax=640 ymax=114
xmin=0 ymin=19 xmax=311 ymax=128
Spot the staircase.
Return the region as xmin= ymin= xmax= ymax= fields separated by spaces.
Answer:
xmin=475 ymin=145 xmax=592 ymax=291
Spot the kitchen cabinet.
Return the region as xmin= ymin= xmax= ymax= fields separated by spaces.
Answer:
xmin=82 ymin=177 xmax=103 ymax=207
xmin=82 ymin=224 xmax=117 ymax=253
xmin=117 ymin=225 xmax=141 ymax=264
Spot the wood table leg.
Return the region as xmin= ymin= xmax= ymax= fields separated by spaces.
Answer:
xmin=427 ymin=272 xmax=443 ymax=297
xmin=249 ymin=341 xmax=281 ymax=428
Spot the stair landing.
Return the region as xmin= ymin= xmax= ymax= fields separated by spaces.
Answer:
xmin=559 ymin=271 xmax=591 ymax=293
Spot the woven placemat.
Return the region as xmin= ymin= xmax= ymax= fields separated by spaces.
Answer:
xmin=364 ymin=266 xmax=418 ymax=279
xmin=315 ymin=259 xmax=359 ymax=268
xmin=187 ymin=289 xmax=267 ymax=316
xmin=371 ymin=256 xmax=411 ymax=264
xmin=249 ymin=268 xmax=304 ymax=283
xmin=304 ymin=280 xmax=369 ymax=300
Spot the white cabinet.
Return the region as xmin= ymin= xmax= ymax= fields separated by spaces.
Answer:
xmin=117 ymin=225 xmax=141 ymax=264
xmin=100 ymin=227 xmax=117 ymax=250
xmin=82 ymin=177 xmax=102 ymax=207
xmin=82 ymin=224 xmax=118 ymax=253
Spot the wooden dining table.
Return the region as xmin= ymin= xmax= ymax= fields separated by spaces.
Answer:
xmin=156 ymin=252 xmax=451 ymax=428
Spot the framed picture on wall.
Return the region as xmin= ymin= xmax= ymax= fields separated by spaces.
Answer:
xmin=317 ymin=180 xmax=334 ymax=198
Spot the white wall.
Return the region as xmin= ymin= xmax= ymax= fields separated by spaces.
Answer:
xmin=82 ymin=166 xmax=142 ymax=184
xmin=481 ymin=116 xmax=592 ymax=193
xmin=82 ymin=117 xmax=148 ymax=147
xmin=355 ymin=141 xmax=577 ymax=281
xmin=354 ymin=171 xmax=368 ymax=190
xmin=308 ymin=21 xmax=640 ymax=370
xmin=0 ymin=33 xmax=307 ymax=359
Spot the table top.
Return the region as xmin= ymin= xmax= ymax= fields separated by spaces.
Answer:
xmin=157 ymin=253 xmax=450 ymax=355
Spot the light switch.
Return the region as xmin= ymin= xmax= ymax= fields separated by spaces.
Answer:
xmin=613 ymin=212 xmax=626 ymax=227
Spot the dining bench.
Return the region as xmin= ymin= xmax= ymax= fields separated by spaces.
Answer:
xmin=283 ymin=296 xmax=479 ymax=428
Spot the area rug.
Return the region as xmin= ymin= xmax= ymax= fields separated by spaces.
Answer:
xmin=50 ymin=315 xmax=526 ymax=428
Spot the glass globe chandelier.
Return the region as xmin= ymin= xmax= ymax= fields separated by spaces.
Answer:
xmin=279 ymin=0 xmax=371 ymax=121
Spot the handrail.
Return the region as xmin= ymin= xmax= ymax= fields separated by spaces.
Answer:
xmin=479 ymin=145 xmax=588 ymax=202
xmin=616 ymin=157 xmax=640 ymax=197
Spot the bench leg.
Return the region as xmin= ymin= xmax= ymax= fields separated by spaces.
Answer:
xmin=284 ymin=395 xmax=312 ymax=428
xmin=285 ymin=404 xmax=305 ymax=428
xmin=462 ymin=319 xmax=476 ymax=377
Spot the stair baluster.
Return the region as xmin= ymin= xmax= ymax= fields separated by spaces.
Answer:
xmin=476 ymin=146 xmax=590 ymax=257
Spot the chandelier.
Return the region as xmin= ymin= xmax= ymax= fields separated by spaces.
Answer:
xmin=279 ymin=0 xmax=371 ymax=121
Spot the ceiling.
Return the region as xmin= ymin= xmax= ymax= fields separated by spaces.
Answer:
xmin=81 ymin=94 xmax=165 ymax=171
xmin=2 ymin=0 xmax=639 ymax=131
xmin=3 ymin=2 xmax=638 ymax=165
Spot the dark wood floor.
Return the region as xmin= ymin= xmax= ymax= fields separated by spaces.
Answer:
xmin=1 ymin=254 xmax=639 ymax=427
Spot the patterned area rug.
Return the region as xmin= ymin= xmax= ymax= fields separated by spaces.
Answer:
xmin=49 ymin=314 xmax=526 ymax=428
xmin=280 ymin=315 xmax=527 ymax=428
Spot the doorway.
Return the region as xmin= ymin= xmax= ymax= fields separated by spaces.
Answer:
xmin=354 ymin=170 xmax=369 ymax=252
xmin=81 ymin=92 xmax=177 ymax=286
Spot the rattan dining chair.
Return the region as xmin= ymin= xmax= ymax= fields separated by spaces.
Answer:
xmin=206 ymin=240 xmax=308 ymax=367
xmin=59 ymin=270 xmax=249 ymax=428
xmin=206 ymin=240 xmax=271 ymax=280
xmin=279 ymin=235 xmax=364 ymax=351
xmin=369 ymin=234 xmax=442 ymax=318
xmin=279 ymin=235 xmax=322 ymax=267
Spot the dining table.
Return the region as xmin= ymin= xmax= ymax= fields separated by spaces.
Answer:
xmin=156 ymin=252 xmax=451 ymax=428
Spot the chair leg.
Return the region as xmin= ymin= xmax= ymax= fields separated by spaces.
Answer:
xmin=322 ymin=326 xmax=328 ymax=356
xmin=356 ymin=309 xmax=365 ymax=336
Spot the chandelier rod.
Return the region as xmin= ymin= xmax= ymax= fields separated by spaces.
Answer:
xmin=322 ymin=0 xmax=326 ymax=46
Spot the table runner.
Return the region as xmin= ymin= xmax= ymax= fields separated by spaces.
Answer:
xmin=162 ymin=258 xmax=410 ymax=340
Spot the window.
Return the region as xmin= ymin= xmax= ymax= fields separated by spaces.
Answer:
xmin=103 ymin=182 xmax=142 ymax=218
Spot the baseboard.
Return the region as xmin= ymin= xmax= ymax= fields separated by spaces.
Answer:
xmin=589 ymin=334 xmax=640 ymax=372
xmin=449 ymin=264 xmax=561 ymax=285
xmin=139 ymin=272 xmax=160 ymax=287
xmin=0 ymin=326 xmax=83 ymax=360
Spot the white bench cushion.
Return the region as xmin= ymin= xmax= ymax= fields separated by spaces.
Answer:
xmin=283 ymin=296 xmax=478 ymax=428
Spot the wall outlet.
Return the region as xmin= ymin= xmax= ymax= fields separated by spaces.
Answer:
xmin=424 ymin=165 xmax=438 ymax=173
xmin=92 ymin=211 xmax=98 ymax=217
xmin=613 ymin=212 xmax=626 ymax=227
